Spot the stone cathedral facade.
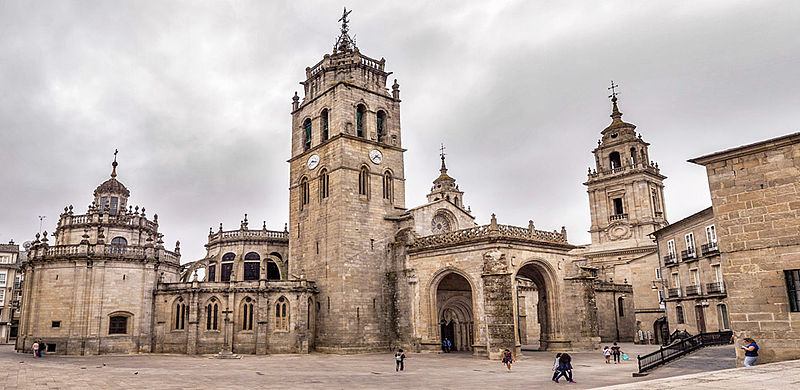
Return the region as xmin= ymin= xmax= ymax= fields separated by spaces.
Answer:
xmin=17 ymin=13 xmax=669 ymax=358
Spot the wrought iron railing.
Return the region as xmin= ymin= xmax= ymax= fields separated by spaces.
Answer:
xmin=667 ymin=287 xmax=681 ymax=298
xmin=664 ymin=254 xmax=678 ymax=266
xmin=684 ymin=285 xmax=701 ymax=296
xmin=637 ymin=331 xmax=732 ymax=373
xmin=706 ymin=281 xmax=725 ymax=294
xmin=681 ymin=248 xmax=697 ymax=261
xmin=701 ymin=242 xmax=719 ymax=256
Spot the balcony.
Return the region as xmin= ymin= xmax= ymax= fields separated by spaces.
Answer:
xmin=706 ymin=282 xmax=725 ymax=295
xmin=664 ymin=254 xmax=678 ymax=266
xmin=685 ymin=285 xmax=701 ymax=296
xmin=701 ymin=242 xmax=719 ymax=256
xmin=681 ymin=248 xmax=697 ymax=261
xmin=609 ymin=213 xmax=628 ymax=222
xmin=667 ymin=288 xmax=681 ymax=298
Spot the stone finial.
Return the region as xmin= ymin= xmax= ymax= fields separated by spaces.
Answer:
xmin=263 ymin=221 xmax=267 ymax=230
xmin=141 ymin=207 xmax=146 ymax=217
xmin=209 ymin=227 xmax=213 ymax=236
xmin=41 ymin=231 xmax=48 ymax=243
xmin=34 ymin=232 xmax=40 ymax=243
xmin=69 ymin=205 xmax=73 ymax=214
xmin=81 ymin=229 xmax=90 ymax=244
xmin=129 ymin=205 xmax=133 ymax=213
xmin=175 ymin=240 xmax=181 ymax=253
xmin=528 ymin=220 xmax=535 ymax=231
xmin=292 ymin=91 xmax=299 ymax=110
xmin=284 ymin=223 xmax=288 ymax=232
xmin=64 ymin=206 xmax=69 ymax=213
xmin=561 ymin=226 xmax=568 ymax=241
xmin=242 ymin=214 xmax=248 ymax=229
xmin=392 ymin=79 xmax=400 ymax=100
xmin=219 ymin=223 xmax=223 ymax=232
xmin=135 ymin=205 xmax=139 ymax=215
xmin=490 ymin=213 xmax=498 ymax=231
xmin=154 ymin=214 xmax=158 ymax=222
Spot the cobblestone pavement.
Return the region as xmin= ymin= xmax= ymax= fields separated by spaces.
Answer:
xmin=0 ymin=343 xmax=738 ymax=389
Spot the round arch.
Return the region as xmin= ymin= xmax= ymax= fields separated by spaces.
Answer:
xmin=513 ymin=258 xmax=561 ymax=351
xmin=429 ymin=268 xmax=476 ymax=352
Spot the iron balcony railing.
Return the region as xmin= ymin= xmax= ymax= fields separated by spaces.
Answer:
xmin=701 ymin=242 xmax=719 ymax=256
xmin=685 ymin=285 xmax=701 ymax=296
xmin=706 ymin=281 xmax=725 ymax=294
xmin=637 ymin=331 xmax=733 ymax=373
xmin=667 ymin=288 xmax=681 ymax=298
xmin=681 ymin=248 xmax=697 ymax=261
xmin=664 ymin=254 xmax=678 ymax=266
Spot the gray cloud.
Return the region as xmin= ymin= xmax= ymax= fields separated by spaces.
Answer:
xmin=2 ymin=0 xmax=798 ymax=262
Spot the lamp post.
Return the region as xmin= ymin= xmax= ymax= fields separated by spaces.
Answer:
xmin=612 ymin=289 xmax=621 ymax=342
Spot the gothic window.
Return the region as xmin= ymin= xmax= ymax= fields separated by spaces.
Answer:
xmin=609 ymin=151 xmax=622 ymax=170
xmin=206 ymin=299 xmax=219 ymax=330
xmin=276 ymin=297 xmax=289 ymax=330
xmin=319 ymin=169 xmax=329 ymax=200
xmin=356 ymin=104 xmax=366 ymax=138
xmin=431 ymin=213 xmax=451 ymax=234
xmin=358 ymin=166 xmax=369 ymax=197
xmin=242 ymin=297 xmax=254 ymax=331
xmin=207 ymin=264 xmax=216 ymax=282
xmin=612 ymin=198 xmax=624 ymax=215
xmin=174 ymin=297 xmax=186 ymax=330
xmin=376 ymin=110 xmax=386 ymax=142
xmin=110 ymin=237 xmax=127 ymax=254
xmin=243 ymin=253 xmax=260 ymax=281
xmin=303 ymin=118 xmax=312 ymax=151
xmin=108 ymin=314 xmax=129 ymax=335
xmin=382 ymin=170 xmax=392 ymax=201
xmin=300 ymin=177 xmax=310 ymax=210
xmin=221 ymin=262 xmax=233 ymax=282
xmin=321 ymin=109 xmax=329 ymax=141
xmin=266 ymin=261 xmax=280 ymax=280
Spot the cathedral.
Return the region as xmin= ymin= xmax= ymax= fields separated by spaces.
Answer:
xmin=16 ymin=12 xmax=669 ymax=358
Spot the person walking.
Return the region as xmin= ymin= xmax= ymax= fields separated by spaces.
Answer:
xmin=36 ymin=338 xmax=45 ymax=357
xmin=31 ymin=341 xmax=39 ymax=358
xmin=551 ymin=353 xmax=562 ymax=381
xmin=501 ymin=348 xmax=514 ymax=371
xmin=742 ymin=338 xmax=759 ymax=367
xmin=611 ymin=342 xmax=622 ymax=364
xmin=554 ymin=353 xmax=576 ymax=383
xmin=394 ymin=348 xmax=406 ymax=372
xmin=603 ymin=346 xmax=611 ymax=363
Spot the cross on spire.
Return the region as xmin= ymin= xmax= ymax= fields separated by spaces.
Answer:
xmin=439 ymin=143 xmax=447 ymax=160
xmin=608 ymin=80 xmax=620 ymax=101
xmin=111 ymin=149 xmax=119 ymax=178
xmin=608 ymin=80 xmax=623 ymax=121
xmin=334 ymin=7 xmax=356 ymax=53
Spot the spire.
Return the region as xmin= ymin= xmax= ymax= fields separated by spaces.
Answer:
xmin=111 ymin=149 xmax=119 ymax=178
xmin=608 ymin=80 xmax=623 ymax=123
xmin=439 ymin=143 xmax=448 ymax=176
xmin=333 ymin=7 xmax=356 ymax=53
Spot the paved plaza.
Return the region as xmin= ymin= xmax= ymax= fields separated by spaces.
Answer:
xmin=0 ymin=343 xmax=743 ymax=389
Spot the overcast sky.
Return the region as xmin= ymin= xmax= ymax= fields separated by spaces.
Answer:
xmin=1 ymin=1 xmax=798 ymax=262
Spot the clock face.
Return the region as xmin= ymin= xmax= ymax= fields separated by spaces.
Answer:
xmin=369 ymin=149 xmax=383 ymax=164
xmin=307 ymin=154 xmax=320 ymax=170
xmin=431 ymin=215 xmax=451 ymax=234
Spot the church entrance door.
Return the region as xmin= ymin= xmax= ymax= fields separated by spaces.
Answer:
xmin=436 ymin=272 xmax=474 ymax=352
xmin=515 ymin=262 xmax=555 ymax=351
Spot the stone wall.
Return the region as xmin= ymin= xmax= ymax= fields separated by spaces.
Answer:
xmin=594 ymin=282 xmax=635 ymax=342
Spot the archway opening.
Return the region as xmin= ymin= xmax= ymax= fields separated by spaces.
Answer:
xmin=516 ymin=263 xmax=553 ymax=351
xmin=436 ymin=273 xmax=474 ymax=352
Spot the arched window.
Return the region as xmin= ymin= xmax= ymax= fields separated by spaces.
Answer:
xmin=676 ymin=305 xmax=685 ymax=324
xmin=207 ymin=299 xmax=219 ymax=330
xmin=222 ymin=252 xmax=235 ymax=261
xmin=110 ymin=237 xmax=127 ymax=254
xmin=376 ymin=110 xmax=386 ymax=142
xmin=108 ymin=313 xmax=130 ymax=335
xmin=266 ymin=261 xmax=281 ymax=280
xmin=356 ymin=104 xmax=366 ymax=138
xmin=609 ymin=151 xmax=622 ymax=170
xmin=276 ymin=296 xmax=289 ymax=330
xmin=242 ymin=297 xmax=254 ymax=331
xmin=174 ymin=297 xmax=186 ymax=330
xmin=243 ymin=252 xmax=260 ymax=281
xmin=303 ymin=118 xmax=312 ymax=151
xmin=319 ymin=168 xmax=329 ymax=200
xmin=618 ymin=297 xmax=625 ymax=317
xmin=269 ymin=252 xmax=282 ymax=262
xmin=321 ymin=109 xmax=329 ymax=141
xmin=307 ymin=297 xmax=313 ymax=330
xmin=299 ymin=177 xmax=309 ymax=210
xmin=358 ymin=166 xmax=369 ymax=197
xmin=630 ymin=147 xmax=638 ymax=167
xmin=220 ymin=253 xmax=234 ymax=282
xmin=382 ymin=170 xmax=392 ymax=201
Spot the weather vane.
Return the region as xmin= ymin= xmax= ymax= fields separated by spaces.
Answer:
xmin=608 ymin=80 xmax=620 ymax=100
xmin=439 ymin=143 xmax=446 ymax=160
xmin=334 ymin=7 xmax=356 ymax=52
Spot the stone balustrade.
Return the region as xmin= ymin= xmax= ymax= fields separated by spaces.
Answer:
xmin=410 ymin=223 xmax=568 ymax=251
xmin=28 ymin=243 xmax=179 ymax=263
xmin=208 ymin=228 xmax=289 ymax=244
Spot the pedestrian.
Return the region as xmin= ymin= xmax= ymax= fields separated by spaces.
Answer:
xmin=394 ymin=348 xmax=406 ymax=372
xmin=36 ymin=338 xmax=45 ymax=357
xmin=501 ymin=348 xmax=514 ymax=371
xmin=611 ymin=342 xmax=622 ymax=364
xmin=554 ymin=353 xmax=576 ymax=383
xmin=31 ymin=341 xmax=39 ymax=358
xmin=551 ymin=353 xmax=562 ymax=381
xmin=603 ymin=346 xmax=611 ymax=363
xmin=742 ymin=338 xmax=759 ymax=367
xmin=442 ymin=338 xmax=452 ymax=353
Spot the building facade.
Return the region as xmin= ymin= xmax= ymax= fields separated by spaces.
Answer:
xmin=1 ymin=242 xmax=23 ymax=344
xmin=654 ymin=207 xmax=729 ymax=337
xmin=690 ymin=132 xmax=800 ymax=365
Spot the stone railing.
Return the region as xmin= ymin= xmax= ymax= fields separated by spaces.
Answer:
xmin=588 ymin=163 xmax=661 ymax=178
xmin=359 ymin=53 xmax=385 ymax=72
xmin=209 ymin=228 xmax=289 ymax=243
xmin=410 ymin=220 xmax=568 ymax=251
xmin=30 ymin=243 xmax=178 ymax=263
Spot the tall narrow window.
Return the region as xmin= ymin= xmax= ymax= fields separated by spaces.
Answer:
xmin=303 ymin=118 xmax=312 ymax=151
xmin=382 ymin=170 xmax=393 ymax=201
xmin=717 ymin=304 xmax=730 ymax=330
xmin=376 ymin=110 xmax=386 ymax=142
xmin=785 ymin=269 xmax=800 ymax=312
xmin=617 ymin=297 xmax=624 ymax=317
xmin=358 ymin=166 xmax=369 ymax=197
xmin=266 ymin=261 xmax=281 ymax=280
xmin=321 ymin=109 xmax=329 ymax=141
xmin=319 ymin=169 xmax=329 ymax=200
xmin=207 ymin=264 xmax=216 ymax=282
xmin=356 ymin=104 xmax=366 ymax=138
xmin=667 ymin=240 xmax=676 ymax=256
xmin=300 ymin=177 xmax=309 ymax=210
xmin=276 ymin=297 xmax=288 ymax=330
xmin=207 ymin=300 xmax=219 ymax=330
xmin=652 ymin=189 xmax=662 ymax=214
xmin=630 ymin=147 xmax=638 ymax=167
xmin=244 ymin=252 xmax=260 ymax=281
xmin=242 ymin=297 xmax=254 ymax=331
xmin=609 ymin=151 xmax=622 ymax=170
xmin=221 ymin=263 xmax=233 ymax=282
xmin=676 ymin=305 xmax=685 ymax=324
xmin=99 ymin=196 xmax=108 ymax=213
xmin=307 ymin=298 xmax=313 ymax=330
xmin=110 ymin=196 xmax=119 ymax=215
xmin=174 ymin=298 xmax=186 ymax=330
xmin=685 ymin=232 xmax=695 ymax=255
xmin=612 ymin=198 xmax=624 ymax=215
xmin=706 ymin=225 xmax=717 ymax=244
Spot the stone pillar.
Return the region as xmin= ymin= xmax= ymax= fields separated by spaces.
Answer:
xmin=186 ymin=286 xmax=198 ymax=355
xmin=481 ymin=249 xmax=515 ymax=359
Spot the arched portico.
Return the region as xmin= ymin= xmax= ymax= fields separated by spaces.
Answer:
xmin=430 ymin=269 xmax=475 ymax=352
xmin=514 ymin=259 xmax=560 ymax=350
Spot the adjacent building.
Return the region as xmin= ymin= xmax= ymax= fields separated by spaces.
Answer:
xmin=0 ymin=242 xmax=23 ymax=344
xmin=690 ymin=132 xmax=800 ymax=365
xmin=654 ymin=207 xmax=729 ymax=337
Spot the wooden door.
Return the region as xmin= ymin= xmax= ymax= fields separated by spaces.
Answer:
xmin=695 ymin=306 xmax=707 ymax=333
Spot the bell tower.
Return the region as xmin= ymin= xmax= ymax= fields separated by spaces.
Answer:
xmin=287 ymin=8 xmax=406 ymax=352
xmin=584 ymin=84 xmax=667 ymax=249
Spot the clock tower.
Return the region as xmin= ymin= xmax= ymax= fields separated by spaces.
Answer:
xmin=288 ymin=9 xmax=406 ymax=352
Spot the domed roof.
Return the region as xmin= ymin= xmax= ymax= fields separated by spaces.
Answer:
xmin=93 ymin=152 xmax=130 ymax=197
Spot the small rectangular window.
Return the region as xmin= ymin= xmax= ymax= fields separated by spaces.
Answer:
xmin=785 ymin=269 xmax=800 ymax=312
xmin=52 ymin=321 xmax=61 ymax=328
xmin=613 ymin=198 xmax=624 ymax=215
xmin=109 ymin=316 xmax=128 ymax=335
xmin=655 ymin=268 xmax=662 ymax=280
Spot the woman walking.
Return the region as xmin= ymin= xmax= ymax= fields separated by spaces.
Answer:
xmin=554 ymin=353 xmax=576 ymax=383
xmin=501 ymin=348 xmax=514 ymax=371
xmin=551 ymin=353 xmax=562 ymax=381
xmin=742 ymin=338 xmax=759 ymax=367
xmin=611 ymin=342 xmax=623 ymax=364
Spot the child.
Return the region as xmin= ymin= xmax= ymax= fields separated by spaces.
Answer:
xmin=502 ymin=348 xmax=514 ymax=371
xmin=603 ymin=346 xmax=611 ymax=363
xmin=32 ymin=341 xmax=39 ymax=358
xmin=394 ymin=348 xmax=406 ymax=372
xmin=551 ymin=353 xmax=562 ymax=381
